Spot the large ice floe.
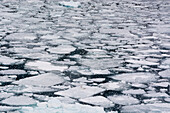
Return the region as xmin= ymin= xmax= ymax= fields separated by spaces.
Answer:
xmin=1 ymin=96 xmax=36 ymax=106
xmin=54 ymin=85 xmax=105 ymax=99
xmin=79 ymin=96 xmax=114 ymax=108
xmin=0 ymin=55 xmax=24 ymax=66
xmin=19 ymin=98 xmax=105 ymax=113
xmin=121 ymin=103 xmax=170 ymax=113
xmin=14 ymin=73 xmax=65 ymax=87
xmin=25 ymin=60 xmax=68 ymax=72
xmin=108 ymin=95 xmax=139 ymax=105
xmin=5 ymin=33 xmax=37 ymax=41
xmin=58 ymin=0 xmax=81 ymax=8
xmin=109 ymin=72 xmax=157 ymax=83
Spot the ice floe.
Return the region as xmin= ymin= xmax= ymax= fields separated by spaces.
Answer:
xmin=1 ymin=96 xmax=36 ymax=106
xmin=99 ymin=82 xmax=126 ymax=91
xmin=79 ymin=96 xmax=114 ymax=108
xmin=159 ymin=69 xmax=170 ymax=78
xmin=0 ymin=69 xmax=27 ymax=75
xmin=109 ymin=72 xmax=156 ymax=83
xmin=80 ymin=58 xmax=121 ymax=70
xmin=121 ymin=103 xmax=170 ymax=113
xmin=54 ymin=85 xmax=105 ymax=99
xmin=122 ymin=89 xmax=145 ymax=95
xmin=0 ymin=92 xmax=14 ymax=100
xmin=20 ymin=98 xmax=105 ymax=113
xmin=58 ymin=0 xmax=81 ymax=8
xmin=108 ymin=95 xmax=139 ymax=105
xmin=25 ymin=60 xmax=68 ymax=72
xmin=0 ymin=55 xmax=24 ymax=66
xmin=14 ymin=73 xmax=65 ymax=87
xmin=5 ymin=33 xmax=37 ymax=41
xmin=47 ymin=45 xmax=76 ymax=54
xmin=0 ymin=106 xmax=20 ymax=112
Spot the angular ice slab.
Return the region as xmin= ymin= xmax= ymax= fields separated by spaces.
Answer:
xmin=1 ymin=96 xmax=36 ymax=106
xmin=122 ymin=89 xmax=145 ymax=95
xmin=79 ymin=96 xmax=114 ymax=108
xmin=99 ymin=82 xmax=125 ymax=91
xmin=20 ymin=98 xmax=105 ymax=113
xmin=159 ymin=69 xmax=170 ymax=78
xmin=58 ymin=0 xmax=81 ymax=8
xmin=0 ymin=92 xmax=14 ymax=100
xmin=109 ymin=72 xmax=156 ymax=83
xmin=0 ymin=55 xmax=24 ymax=66
xmin=5 ymin=33 xmax=37 ymax=41
xmin=0 ymin=69 xmax=27 ymax=75
xmin=25 ymin=60 xmax=68 ymax=72
xmin=47 ymin=45 xmax=76 ymax=54
xmin=162 ymin=58 xmax=170 ymax=65
xmin=108 ymin=95 xmax=139 ymax=105
xmin=121 ymin=103 xmax=170 ymax=113
xmin=0 ymin=106 xmax=20 ymax=112
xmin=55 ymin=85 xmax=105 ymax=99
xmin=14 ymin=73 xmax=65 ymax=87
xmin=80 ymin=58 xmax=121 ymax=70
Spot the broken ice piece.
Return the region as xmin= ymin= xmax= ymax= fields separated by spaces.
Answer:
xmin=58 ymin=0 xmax=81 ymax=8
xmin=54 ymin=85 xmax=105 ymax=99
xmin=25 ymin=60 xmax=68 ymax=72
xmin=79 ymin=96 xmax=114 ymax=108
xmin=14 ymin=73 xmax=65 ymax=87
xmin=108 ymin=95 xmax=139 ymax=105
xmin=1 ymin=96 xmax=36 ymax=106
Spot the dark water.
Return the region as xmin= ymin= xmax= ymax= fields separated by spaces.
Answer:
xmin=0 ymin=0 xmax=170 ymax=112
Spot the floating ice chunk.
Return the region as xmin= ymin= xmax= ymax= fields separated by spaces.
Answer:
xmin=162 ymin=58 xmax=170 ymax=65
xmin=151 ymin=82 xmax=169 ymax=87
xmin=20 ymin=98 xmax=105 ymax=113
xmin=122 ymin=89 xmax=145 ymax=95
xmin=109 ymin=72 xmax=156 ymax=83
xmin=58 ymin=0 xmax=81 ymax=8
xmin=108 ymin=95 xmax=139 ymax=105
xmin=161 ymin=43 xmax=170 ymax=49
xmin=0 ymin=66 xmax=9 ymax=69
xmin=126 ymin=59 xmax=159 ymax=66
xmin=25 ymin=60 xmax=68 ymax=72
xmin=142 ymin=36 xmax=158 ymax=40
xmin=165 ymin=98 xmax=170 ymax=102
xmin=54 ymin=85 xmax=105 ymax=99
xmin=0 ymin=69 xmax=27 ymax=75
xmin=41 ymin=35 xmax=60 ymax=40
xmin=47 ymin=39 xmax=72 ymax=46
xmin=131 ymin=83 xmax=148 ymax=88
xmin=0 ymin=92 xmax=14 ymax=100
xmin=90 ymin=78 xmax=105 ymax=83
xmin=80 ymin=58 xmax=121 ymax=70
xmin=79 ymin=96 xmax=114 ymax=108
xmin=5 ymin=33 xmax=37 ymax=41
xmin=1 ymin=96 xmax=36 ymax=106
xmin=55 ymin=97 xmax=76 ymax=104
xmin=144 ymin=92 xmax=169 ymax=98
xmin=0 ymin=106 xmax=20 ymax=112
xmin=14 ymin=73 xmax=65 ymax=87
xmin=4 ymin=85 xmax=55 ymax=93
xmin=91 ymin=69 xmax=111 ymax=75
xmin=47 ymin=45 xmax=76 ymax=54
xmin=0 ymin=55 xmax=24 ymax=65
xmin=121 ymin=103 xmax=170 ymax=113
xmin=0 ymin=76 xmax=16 ymax=83
xmin=73 ymin=77 xmax=92 ymax=83
xmin=159 ymin=69 xmax=170 ymax=78
xmin=99 ymin=82 xmax=125 ymax=91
